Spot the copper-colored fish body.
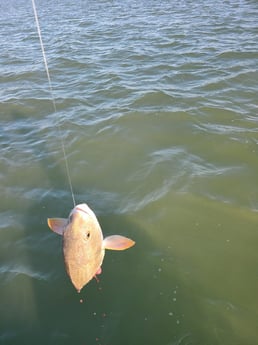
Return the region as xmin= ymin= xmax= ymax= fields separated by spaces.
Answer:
xmin=48 ymin=203 xmax=135 ymax=292
xmin=63 ymin=204 xmax=104 ymax=292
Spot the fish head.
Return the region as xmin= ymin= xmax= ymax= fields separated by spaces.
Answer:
xmin=67 ymin=203 xmax=102 ymax=238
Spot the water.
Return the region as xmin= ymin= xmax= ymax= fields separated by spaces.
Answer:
xmin=1 ymin=0 xmax=258 ymax=343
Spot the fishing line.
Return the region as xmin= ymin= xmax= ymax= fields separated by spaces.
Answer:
xmin=31 ymin=0 xmax=76 ymax=207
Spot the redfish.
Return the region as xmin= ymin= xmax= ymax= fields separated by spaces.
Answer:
xmin=48 ymin=203 xmax=135 ymax=293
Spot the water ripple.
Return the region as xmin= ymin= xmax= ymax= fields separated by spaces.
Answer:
xmin=0 ymin=264 xmax=50 ymax=283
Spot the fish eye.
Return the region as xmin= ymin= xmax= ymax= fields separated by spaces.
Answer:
xmin=83 ymin=231 xmax=90 ymax=242
xmin=69 ymin=214 xmax=73 ymax=222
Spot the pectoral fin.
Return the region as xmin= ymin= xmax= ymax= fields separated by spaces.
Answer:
xmin=47 ymin=218 xmax=67 ymax=235
xmin=103 ymin=235 xmax=135 ymax=250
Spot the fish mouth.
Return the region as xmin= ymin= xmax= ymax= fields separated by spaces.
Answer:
xmin=74 ymin=204 xmax=90 ymax=216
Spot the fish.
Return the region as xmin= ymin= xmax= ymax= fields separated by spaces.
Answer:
xmin=47 ymin=203 xmax=135 ymax=293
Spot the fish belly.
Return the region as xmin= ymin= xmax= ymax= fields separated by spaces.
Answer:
xmin=63 ymin=235 xmax=104 ymax=292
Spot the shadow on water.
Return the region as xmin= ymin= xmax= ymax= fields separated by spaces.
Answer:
xmin=4 ymin=111 xmax=244 ymax=345
xmin=1 ymin=108 xmax=211 ymax=345
xmin=1 ymin=106 xmax=219 ymax=345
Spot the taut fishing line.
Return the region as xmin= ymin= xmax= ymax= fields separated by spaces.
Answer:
xmin=31 ymin=0 xmax=76 ymax=207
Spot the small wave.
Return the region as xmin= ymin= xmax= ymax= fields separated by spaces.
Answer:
xmin=131 ymin=90 xmax=176 ymax=108
xmin=196 ymin=122 xmax=257 ymax=136
xmin=0 ymin=264 xmax=50 ymax=282
xmin=217 ymin=50 xmax=258 ymax=60
xmin=119 ymin=178 xmax=174 ymax=214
